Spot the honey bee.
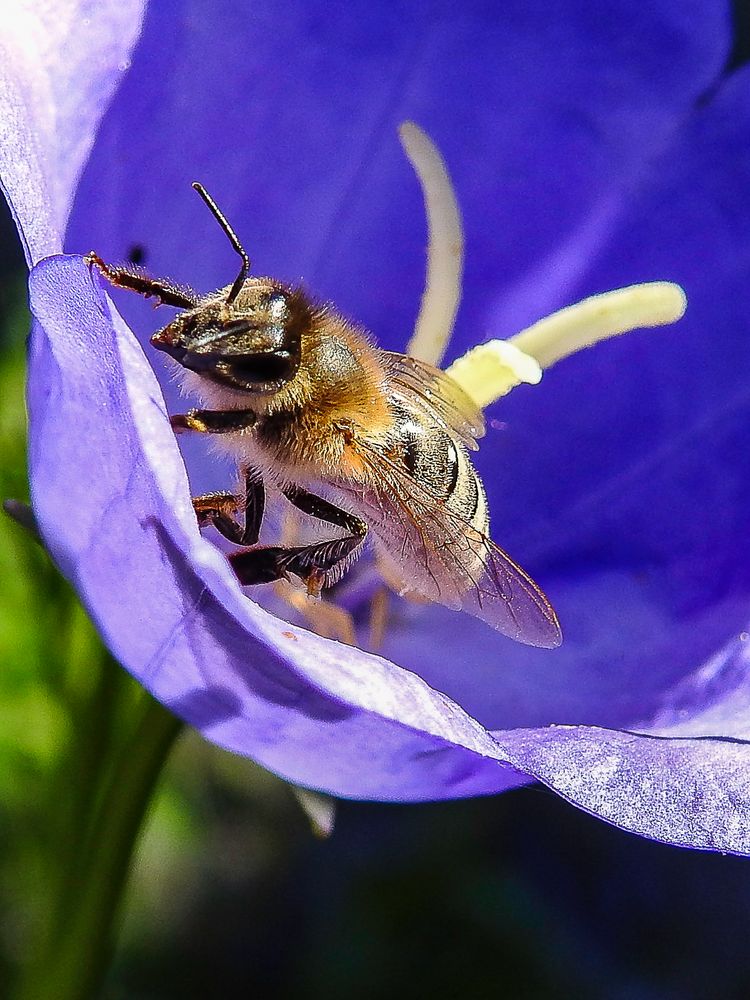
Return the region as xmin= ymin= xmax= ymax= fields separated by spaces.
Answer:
xmin=87 ymin=183 xmax=561 ymax=648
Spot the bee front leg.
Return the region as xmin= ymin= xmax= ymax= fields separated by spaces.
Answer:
xmin=85 ymin=251 xmax=198 ymax=309
xmin=170 ymin=409 xmax=257 ymax=434
xmin=192 ymin=469 xmax=264 ymax=546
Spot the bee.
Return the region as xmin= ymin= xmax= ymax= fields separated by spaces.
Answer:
xmin=87 ymin=183 xmax=561 ymax=648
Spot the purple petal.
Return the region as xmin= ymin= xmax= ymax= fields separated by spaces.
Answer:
xmin=28 ymin=254 xmax=527 ymax=802
xmin=492 ymin=726 xmax=750 ymax=855
xmin=15 ymin=2 xmax=750 ymax=851
xmin=456 ymin=63 xmax=750 ymax=736
xmin=67 ymin=1 xmax=729 ymax=332
xmin=64 ymin=1 xmax=730 ymax=487
xmin=27 ymin=254 xmax=750 ymax=853
xmin=58 ymin=2 xmax=745 ymax=722
xmin=56 ymin=0 xmax=749 ymax=740
xmin=0 ymin=2 xmax=145 ymax=264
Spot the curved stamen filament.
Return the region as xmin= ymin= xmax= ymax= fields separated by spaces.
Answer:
xmin=400 ymin=121 xmax=464 ymax=367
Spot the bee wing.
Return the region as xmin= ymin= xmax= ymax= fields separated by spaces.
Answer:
xmin=381 ymin=351 xmax=485 ymax=450
xmin=349 ymin=442 xmax=562 ymax=648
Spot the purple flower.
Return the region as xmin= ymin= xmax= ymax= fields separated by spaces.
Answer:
xmin=3 ymin=0 xmax=750 ymax=852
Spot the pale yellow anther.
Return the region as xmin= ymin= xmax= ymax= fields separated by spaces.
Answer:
xmin=510 ymin=282 xmax=687 ymax=369
xmin=447 ymin=282 xmax=687 ymax=410
xmin=400 ymin=121 xmax=464 ymax=367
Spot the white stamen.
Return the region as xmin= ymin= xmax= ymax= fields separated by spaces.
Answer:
xmin=400 ymin=121 xmax=464 ymax=366
xmin=445 ymin=340 xmax=542 ymax=410
xmin=447 ymin=282 xmax=687 ymax=409
xmin=510 ymin=282 xmax=687 ymax=368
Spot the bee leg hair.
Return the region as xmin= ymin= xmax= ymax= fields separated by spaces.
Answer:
xmin=85 ymin=251 xmax=198 ymax=309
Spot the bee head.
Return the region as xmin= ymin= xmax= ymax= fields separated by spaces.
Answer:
xmin=150 ymin=183 xmax=310 ymax=394
xmin=151 ymin=280 xmax=310 ymax=394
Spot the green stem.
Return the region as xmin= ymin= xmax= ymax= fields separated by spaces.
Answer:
xmin=54 ymin=646 xmax=124 ymax=909
xmin=15 ymin=688 xmax=183 ymax=1000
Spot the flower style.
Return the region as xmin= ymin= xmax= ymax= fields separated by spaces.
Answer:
xmin=3 ymin=0 xmax=750 ymax=853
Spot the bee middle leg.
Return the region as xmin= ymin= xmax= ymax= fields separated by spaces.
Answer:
xmin=192 ymin=468 xmax=265 ymax=546
xmin=228 ymin=485 xmax=368 ymax=595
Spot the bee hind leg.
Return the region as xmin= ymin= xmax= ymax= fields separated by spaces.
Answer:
xmin=228 ymin=533 xmax=365 ymax=591
xmin=229 ymin=485 xmax=367 ymax=592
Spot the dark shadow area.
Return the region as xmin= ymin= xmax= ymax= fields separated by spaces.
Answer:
xmin=110 ymin=782 xmax=750 ymax=1000
xmin=729 ymin=0 xmax=750 ymax=71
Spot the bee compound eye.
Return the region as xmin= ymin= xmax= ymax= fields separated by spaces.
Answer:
xmin=226 ymin=351 xmax=296 ymax=385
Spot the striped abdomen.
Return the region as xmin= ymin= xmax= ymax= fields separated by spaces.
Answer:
xmin=390 ymin=393 xmax=488 ymax=536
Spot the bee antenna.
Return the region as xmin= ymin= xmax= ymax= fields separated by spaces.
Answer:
xmin=192 ymin=182 xmax=250 ymax=305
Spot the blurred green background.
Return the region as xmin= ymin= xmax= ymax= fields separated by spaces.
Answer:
xmin=2 ymin=195 xmax=750 ymax=1000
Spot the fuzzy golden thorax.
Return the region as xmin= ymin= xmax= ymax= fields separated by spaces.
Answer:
xmin=157 ymin=280 xmax=392 ymax=481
